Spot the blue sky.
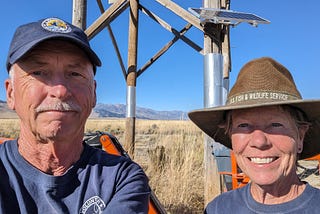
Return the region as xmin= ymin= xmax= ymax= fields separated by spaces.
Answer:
xmin=1 ymin=1 xmax=319 ymax=111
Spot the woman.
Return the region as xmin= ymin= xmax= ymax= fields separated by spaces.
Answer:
xmin=188 ymin=57 xmax=320 ymax=213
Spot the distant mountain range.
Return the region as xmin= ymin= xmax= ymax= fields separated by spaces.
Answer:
xmin=91 ymin=103 xmax=188 ymax=120
xmin=0 ymin=100 xmax=188 ymax=120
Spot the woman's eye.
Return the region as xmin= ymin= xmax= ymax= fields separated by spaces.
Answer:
xmin=238 ymin=123 xmax=249 ymax=128
xmin=231 ymin=123 xmax=251 ymax=133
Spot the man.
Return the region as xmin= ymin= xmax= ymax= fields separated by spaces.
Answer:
xmin=0 ymin=17 xmax=150 ymax=213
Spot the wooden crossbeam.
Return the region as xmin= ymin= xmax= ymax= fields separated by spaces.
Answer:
xmin=155 ymin=0 xmax=203 ymax=32
xmin=140 ymin=4 xmax=202 ymax=54
xmin=96 ymin=0 xmax=127 ymax=79
xmin=137 ymin=23 xmax=194 ymax=77
xmin=85 ymin=0 xmax=129 ymax=40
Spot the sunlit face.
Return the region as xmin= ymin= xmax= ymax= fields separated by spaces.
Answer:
xmin=230 ymin=106 xmax=307 ymax=187
xmin=5 ymin=40 xmax=96 ymax=142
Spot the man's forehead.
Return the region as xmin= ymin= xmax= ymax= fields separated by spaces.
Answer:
xmin=18 ymin=56 xmax=89 ymax=68
xmin=12 ymin=39 xmax=96 ymax=75
xmin=20 ymin=41 xmax=91 ymax=62
xmin=15 ymin=48 xmax=94 ymax=75
xmin=30 ymin=40 xmax=86 ymax=53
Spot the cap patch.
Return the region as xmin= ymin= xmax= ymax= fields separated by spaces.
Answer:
xmin=41 ymin=18 xmax=71 ymax=33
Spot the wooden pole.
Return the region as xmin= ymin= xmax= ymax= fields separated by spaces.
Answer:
xmin=72 ymin=0 xmax=87 ymax=29
xmin=125 ymin=0 xmax=139 ymax=157
xmin=203 ymin=0 xmax=223 ymax=206
xmin=221 ymin=0 xmax=231 ymax=101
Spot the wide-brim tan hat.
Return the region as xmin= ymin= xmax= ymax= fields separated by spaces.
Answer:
xmin=188 ymin=57 xmax=320 ymax=159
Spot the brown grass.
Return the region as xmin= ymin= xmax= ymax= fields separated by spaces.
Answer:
xmin=0 ymin=118 xmax=20 ymax=138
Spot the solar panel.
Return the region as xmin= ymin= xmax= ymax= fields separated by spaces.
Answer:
xmin=189 ymin=8 xmax=270 ymax=27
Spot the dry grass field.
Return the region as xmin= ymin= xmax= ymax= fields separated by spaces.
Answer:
xmin=0 ymin=118 xmax=319 ymax=213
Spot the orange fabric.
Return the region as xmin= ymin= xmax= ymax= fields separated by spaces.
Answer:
xmin=219 ymin=150 xmax=250 ymax=191
xmin=99 ymin=135 xmax=121 ymax=156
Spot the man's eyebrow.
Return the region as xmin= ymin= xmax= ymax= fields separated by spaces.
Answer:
xmin=21 ymin=56 xmax=87 ymax=68
xmin=19 ymin=53 xmax=49 ymax=65
xmin=17 ymin=58 xmax=49 ymax=71
xmin=67 ymin=62 xmax=87 ymax=68
xmin=28 ymin=60 xmax=49 ymax=67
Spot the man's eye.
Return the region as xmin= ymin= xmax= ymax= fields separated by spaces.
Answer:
xmin=70 ymin=72 xmax=83 ymax=77
xmin=32 ymin=71 xmax=42 ymax=76
xmin=271 ymin=123 xmax=283 ymax=128
xmin=71 ymin=72 xmax=80 ymax=76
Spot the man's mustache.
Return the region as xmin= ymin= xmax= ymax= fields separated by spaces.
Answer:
xmin=35 ymin=101 xmax=81 ymax=113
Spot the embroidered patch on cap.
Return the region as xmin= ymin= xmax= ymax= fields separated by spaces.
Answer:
xmin=41 ymin=18 xmax=72 ymax=33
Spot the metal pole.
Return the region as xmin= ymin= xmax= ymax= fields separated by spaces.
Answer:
xmin=125 ymin=0 xmax=139 ymax=157
xmin=203 ymin=0 xmax=224 ymax=206
xmin=72 ymin=0 xmax=87 ymax=29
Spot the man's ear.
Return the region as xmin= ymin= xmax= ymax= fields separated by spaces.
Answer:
xmin=92 ymin=80 xmax=97 ymax=108
xmin=5 ymin=79 xmax=15 ymax=110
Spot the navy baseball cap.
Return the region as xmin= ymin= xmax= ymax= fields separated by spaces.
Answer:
xmin=6 ymin=17 xmax=101 ymax=73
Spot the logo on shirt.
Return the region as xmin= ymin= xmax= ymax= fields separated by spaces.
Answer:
xmin=79 ymin=196 xmax=106 ymax=214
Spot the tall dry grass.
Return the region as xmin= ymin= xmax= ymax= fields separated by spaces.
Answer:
xmin=0 ymin=118 xmax=205 ymax=213
xmin=134 ymin=120 xmax=204 ymax=213
xmin=0 ymin=119 xmax=20 ymax=138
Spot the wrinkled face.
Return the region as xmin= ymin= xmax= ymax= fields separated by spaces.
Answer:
xmin=230 ymin=106 xmax=307 ymax=187
xmin=5 ymin=40 xmax=96 ymax=142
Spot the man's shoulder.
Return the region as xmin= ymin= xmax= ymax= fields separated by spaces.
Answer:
xmin=0 ymin=139 xmax=16 ymax=145
xmin=84 ymin=143 xmax=131 ymax=162
xmin=80 ymin=144 xmax=148 ymax=185
xmin=0 ymin=139 xmax=17 ymax=154
xmin=83 ymin=144 xmax=143 ymax=172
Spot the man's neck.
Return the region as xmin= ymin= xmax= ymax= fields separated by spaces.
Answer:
xmin=17 ymin=136 xmax=84 ymax=176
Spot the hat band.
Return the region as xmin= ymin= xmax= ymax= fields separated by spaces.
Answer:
xmin=227 ymin=91 xmax=301 ymax=105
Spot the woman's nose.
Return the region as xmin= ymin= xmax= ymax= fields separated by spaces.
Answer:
xmin=249 ymin=129 xmax=271 ymax=150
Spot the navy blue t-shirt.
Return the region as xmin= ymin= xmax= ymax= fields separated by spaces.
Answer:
xmin=0 ymin=140 xmax=150 ymax=213
xmin=205 ymin=182 xmax=320 ymax=214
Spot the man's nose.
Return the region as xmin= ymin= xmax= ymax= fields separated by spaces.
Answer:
xmin=47 ymin=79 xmax=71 ymax=100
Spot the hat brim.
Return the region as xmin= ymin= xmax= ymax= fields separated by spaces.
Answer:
xmin=7 ymin=34 xmax=101 ymax=71
xmin=188 ymin=99 xmax=320 ymax=159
